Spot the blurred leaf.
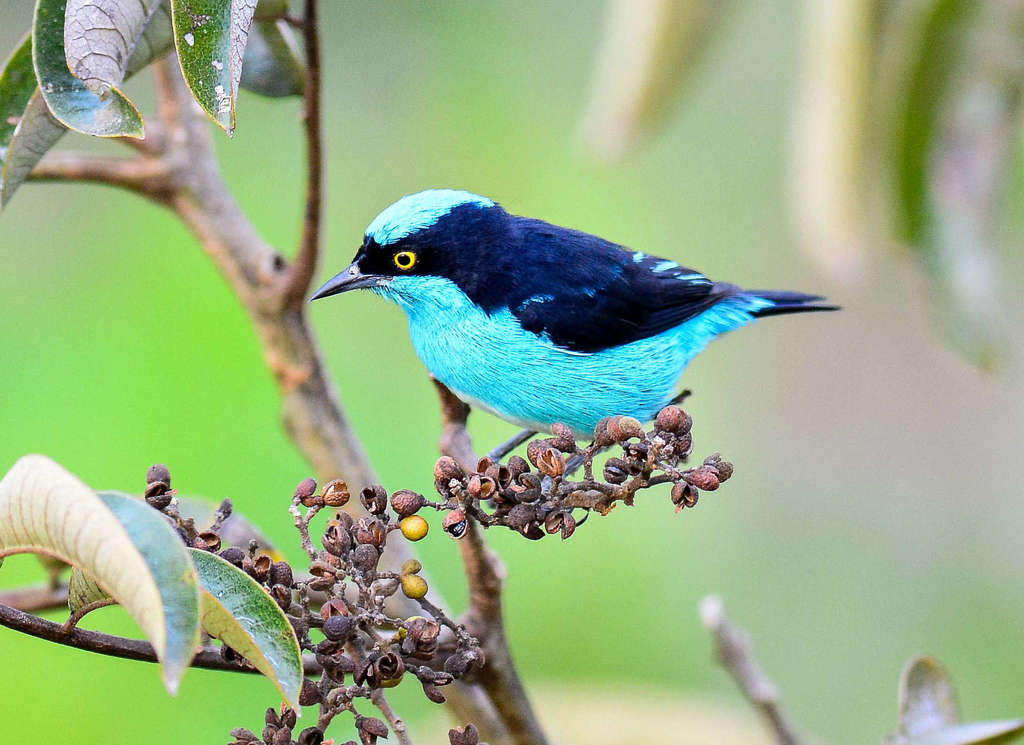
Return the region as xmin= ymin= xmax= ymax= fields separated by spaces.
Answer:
xmin=580 ymin=0 xmax=730 ymax=160
xmin=790 ymin=0 xmax=877 ymax=279
xmin=171 ymin=0 xmax=258 ymax=134
xmin=907 ymin=721 xmax=1024 ymax=745
xmin=68 ymin=566 xmax=110 ymax=612
xmin=0 ymin=456 xmax=201 ymax=694
xmin=189 ymin=548 xmax=302 ymax=708
xmin=33 ymin=0 xmax=144 ymax=138
xmin=125 ymin=2 xmax=175 ymax=76
xmin=64 ymin=0 xmax=165 ymax=95
xmin=240 ymin=19 xmax=304 ymax=98
xmin=254 ymin=0 xmax=290 ymax=22
xmin=899 ymin=656 xmax=960 ymax=736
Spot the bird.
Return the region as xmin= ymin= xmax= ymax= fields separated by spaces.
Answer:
xmin=311 ymin=189 xmax=836 ymax=435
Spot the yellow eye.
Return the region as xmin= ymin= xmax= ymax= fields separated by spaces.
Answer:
xmin=394 ymin=251 xmax=417 ymax=270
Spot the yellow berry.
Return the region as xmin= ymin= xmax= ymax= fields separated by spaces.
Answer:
xmin=400 ymin=515 xmax=429 ymax=541
xmin=401 ymin=574 xmax=428 ymax=599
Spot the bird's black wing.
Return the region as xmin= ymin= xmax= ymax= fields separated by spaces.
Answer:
xmin=503 ymin=218 xmax=741 ymax=353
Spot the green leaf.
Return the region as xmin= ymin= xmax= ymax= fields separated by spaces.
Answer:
xmin=899 ymin=656 xmax=960 ymax=737
xmin=171 ymin=0 xmax=258 ymax=134
xmin=0 ymin=456 xmax=201 ymax=694
xmin=64 ymin=0 xmax=170 ymax=93
xmin=0 ymin=34 xmax=36 ymax=162
xmin=240 ymin=19 xmax=304 ymax=98
xmin=68 ymin=566 xmax=110 ymax=612
xmin=1 ymin=4 xmax=171 ymax=209
xmin=0 ymin=89 xmax=65 ymax=209
xmin=189 ymin=548 xmax=302 ymax=708
xmin=33 ymin=0 xmax=144 ymax=137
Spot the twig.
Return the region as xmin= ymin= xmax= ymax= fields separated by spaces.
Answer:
xmin=61 ymin=597 xmax=117 ymax=633
xmin=435 ymin=382 xmax=549 ymax=745
xmin=0 ymin=583 xmax=69 ymax=613
xmin=487 ymin=429 xmax=536 ymax=462
xmin=29 ymin=152 xmax=175 ymax=203
xmin=369 ymin=688 xmax=414 ymax=745
xmin=0 ymin=601 xmax=323 ymax=676
xmin=282 ymin=0 xmax=324 ymax=308
xmin=699 ymin=595 xmax=805 ymax=745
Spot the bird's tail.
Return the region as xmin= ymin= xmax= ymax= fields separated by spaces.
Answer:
xmin=744 ymin=290 xmax=840 ymax=318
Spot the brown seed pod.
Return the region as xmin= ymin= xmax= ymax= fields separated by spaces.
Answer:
xmin=505 ymin=503 xmax=538 ymax=531
xmin=536 ymin=447 xmax=565 ymax=478
xmin=195 ymin=531 xmax=221 ymax=553
xmin=550 ymin=422 xmax=576 ymax=451
xmin=219 ymin=546 xmax=246 ymax=567
xmin=655 ymin=405 xmax=692 ymax=434
xmin=322 ymin=614 xmax=355 ymax=642
xmin=269 ymin=561 xmax=293 ymax=588
xmin=294 ymin=477 xmax=319 ymax=506
xmin=686 ymin=466 xmax=720 ymax=491
xmin=354 ymin=516 xmax=386 ymax=547
xmin=603 ymin=457 xmax=629 ymax=484
xmin=593 ymin=416 xmax=619 ymax=447
xmin=320 ymin=598 xmax=351 ymax=619
xmin=434 ymin=456 xmax=465 ymax=483
xmin=352 ymin=543 xmax=380 ymax=573
xmin=321 ymin=479 xmax=350 ymax=507
xmin=359 ymin=484 xmax=388 ymax=514
xmin=609 ymin=415 xmax=644 ymax=442
xmin=506 ymin=455 xmax=530 ymax=481
xmin=442 ymin=510 xmax=468 ymax=539
xmin=448 ymin=724 xmax=480 ymax=745
xmin=390 ymin=489 xmax=426 ymax=517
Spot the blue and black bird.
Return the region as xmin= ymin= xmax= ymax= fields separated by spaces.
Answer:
xmin=312 ymin=189 xmax=835 ymax=435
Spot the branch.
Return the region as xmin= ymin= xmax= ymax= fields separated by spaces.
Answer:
xmin=0 ymin=601 xmax=323 ymax=676
xmin=435 ymin=383 xmax=549 ymax=745
xmin=699 ymin=596 xmax=805 ymax=745
xmin=282 ymin=0 xmax=324 ymax=308
xmin=0 ymin=583 xmax=68 ymax=613
xmin=29 ymin=152 xmax=175 ymax=203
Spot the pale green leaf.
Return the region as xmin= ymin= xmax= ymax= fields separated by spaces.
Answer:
xmin=240 ymin=19 xmax=304 ymax=98
xmin=899 ymin=656 xmax=960 ymax=736
xmin=189 ymin=548 xmax=302 ymax=708
xmin=64 ymin=0 xmax=165 ymax=95
xmin=33 ymin=0 xmax=144 ymax=137
xmin=907 ymin=721 xmax=1024 ymax=745
xmin=68 ymin=566 xmax=110 ymax=611
xmin=0 ymin=455 xmax=200 ymax=694
xmin=0 ymin=34 xmax=36 ymax=162
xmin=171 ymin=0 xmax=258 ymax=134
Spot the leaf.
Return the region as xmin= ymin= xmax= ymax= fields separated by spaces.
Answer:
xmin=580 ymin=0 xmax=731 ymax=161
xmin=0 ymin=34 xmax=37 ymax=162
xmin=33 ymin=0 xmax=144 ymax=138
xmin=906 ymin=721 xmax=1024 ymax=745
xmin=240 ymin=19 xmax=304 ymax=98
xmin=899 ymin=656 xmax=960 ymax=737
xmin=189 ymin=548 xmax=302 ymax=708
xmin=171 ymin=0 xmax=258 ymax=134
xmin=68 ymin=566 xmax=110 ymax=611
xmin=1 ymin=4 xmax=171 ymax=209
xmin=63 ymin=0 xmax=165 ymax=95
xmin=0 ymin=456 xmax=200 ymax=694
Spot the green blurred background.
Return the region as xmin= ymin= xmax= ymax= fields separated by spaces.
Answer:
xmin=1 ymin=1 xmax=1022 ymax=743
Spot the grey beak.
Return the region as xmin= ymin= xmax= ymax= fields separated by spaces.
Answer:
xmin=310 ymin=264 xmax=385 ymax=301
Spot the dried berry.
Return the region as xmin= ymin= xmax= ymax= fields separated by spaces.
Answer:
xmin=322 ymin=519 xmax=353 ymax=556
xmin=593 ymin=416 xmax=618 ymax=447
xmin=603 ymin=457 xmax=629 ymax=484
xmin=219 ymin=546 xmax=246 ymax=567
xmin=687 ymin=466 xmax=720 ymax=491
xmin=269 ymin=561 xmax=293 ymax=588
xmin=506 ymin=455 xmax=530 ymax=480
xmin=146 ymin=463 xmax=171 ymax=488
xmin=656 ymin=405 xmax=692 ymax=435
xmin=390 ymin=489 xmax=425 ymax=517
xmin=535 ymin=447 xmax=565 ymax=478
xmin=375 ymin=652 xmax=405 ymax=687
xmin=294 ymin=477 xmax=319 ymax=506
xmin=322 ymin=479 xmax=350 ymax=508
xmin=434 ymin=456 xmax=464 ymax=483
xmin=354 ymin=516 xmax=385 ymax=547
xmin=297 ymin=727 xmax=324 ymax=745
xmin=195 ymin=530 xmax=221 ymax=553
xmin=352 ymin=543 xmax=380 ymax=573
xmin=322 ymin=614 xmax=355 ymax=642
xmin=423 ymin=683 xmax=446 ymax=703
xmin=448 ymin=724 xmax=480 ymax=745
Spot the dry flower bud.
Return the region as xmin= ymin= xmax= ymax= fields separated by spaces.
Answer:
xmin=321 ymin=479 xmax=350 ymax=507
xmin=443 ymin=510 xmax=468 ymax=539
xmin=448 ymin=724 xmax=480 ymax=745
xmin=687 ymin=466 xmax=720 ymax=491
xmin=294 ymin=477 xmax=319 ymax=506
xmin=423 ymin=683 xmax=446 ymax=703
xmin=390 ymin=489 xmax=425 ymax=517
xmin=352 ymin=543 xmax=380 ymax=573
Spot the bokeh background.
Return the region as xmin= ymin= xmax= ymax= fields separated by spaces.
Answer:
xmin=1 ymin=1 xmax=1023 ymax=743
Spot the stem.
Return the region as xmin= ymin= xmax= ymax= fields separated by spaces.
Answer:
xmin=0 ymin=583 xmax=68 ymax=613
xmin=282 ymin=0 xmax=324 ymax=309
xmin=434 ymin=383 xmax=549 ymax=745
xmin=29 ymin=153 xmax=175 ymax=202
xmin=0 ymin=602 xmax=323 ymax=676
xmin=699 ymin=596 xmax=805 ymax=745
xmin=369 ymin=688 xmax=414 ymax=745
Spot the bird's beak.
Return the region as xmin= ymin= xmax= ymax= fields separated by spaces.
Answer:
xmin=310 ymin=263 xmax=386 ymax=301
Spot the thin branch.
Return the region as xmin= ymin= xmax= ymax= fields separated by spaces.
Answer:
xmin=0 ymin=583 xmax=68 ymax=613
xmin=487 ymin=429 xmax=536 ymax=462
xmin=29 ymin=152 xmax=175 ymax=203
xmin=699 ymin=595 xmax=805 ymax=745
xmin=369 ymin=688 xmax=414 ymax=745
xmin=282 ymin=0 xmax=324 ymax=308
xmin=0 ymin=601 xmax=323 ymax=676
xmin=435 ymin=382 xmax=549 ymax=745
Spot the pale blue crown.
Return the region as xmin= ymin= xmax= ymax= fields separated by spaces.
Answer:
xmin=365 ymin=189 xmax=495 ymax=246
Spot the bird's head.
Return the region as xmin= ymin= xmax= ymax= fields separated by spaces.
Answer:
xmin=310 ymin=189 xmax=506 ymax=306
